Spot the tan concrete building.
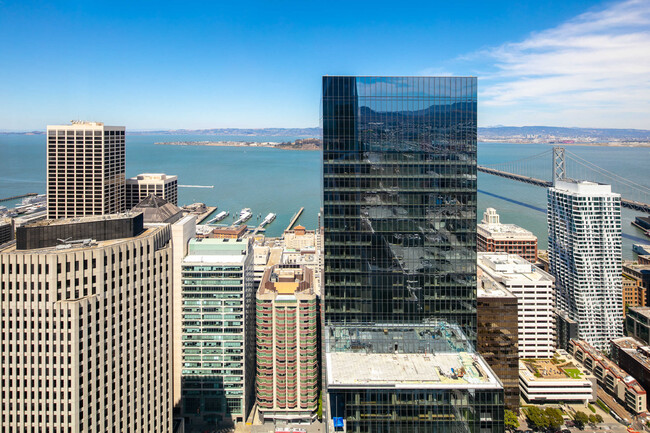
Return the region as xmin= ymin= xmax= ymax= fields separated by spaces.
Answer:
xmin=126 ymin=173 xmax=178 ymax=209
xmin=256 ymin=265 xmax=318 ymax=423
xmin=0 ymin=214 xmax=173 ymax=432
xmin=623 ymin=273 xmax=647 ymax=316
xmin=47 ymin=121 xmax=125 ymax=219
xmin=477 ymin=208 xmax=538 ymax=262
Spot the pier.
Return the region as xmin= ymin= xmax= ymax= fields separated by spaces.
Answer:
xmin=285 ymin=207 xmax=304 ymax=231
xmin=196 ymin=206 xmax=218 ymax=224
xmin=0 ymin=192 xmax=38 ymax=203
xmin=178 ymin=185 xmax=214 ymax=189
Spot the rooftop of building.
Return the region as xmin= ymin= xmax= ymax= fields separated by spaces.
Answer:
xmin=132 ymin=195 xmax=182 ymax=224
xmin=477 ymin=252 xmax=554 ymax=284
xmin=326 ymin=322 xmax=499 ymax=389
xmin=1 ymin=226 xmax=159 ymax=254
xmin=188 ymin=236 xmax=249 ymax=255
xmin=128 ymin=173 xmax=177 ymax=181
xmin=628 ymin=307 xmax=650 ymax=320
xmin=47 ymin=121 xmax=124 ymax=130
xmin=477 ymin=222 xmax=537 ymax=238
xmin=327 ymin=351 xmax=501 ymax=389
xmin=552 ymin=179 xmax=618 ymax=196
xmin=258 ymin=265 xmax=314 ymax=296
xmin=519 ymin=355 xmax=595 ymax=383
xmin=477 ymin=267 xmax=517 ymax=299
xmin=612 ymin=336 xmax=644 ymax=350
xmin=183 ymin=254 xmax=247 ymax=265
xmin=26 ymin=212 xmax=140 ymax=227
xmin=611 ymin=337 xmax=650 ymax=372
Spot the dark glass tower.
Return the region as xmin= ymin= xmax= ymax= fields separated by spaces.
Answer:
xmin=322 ymin=77 xmax=504 ymax=433
xmin=323 ymin=76 xmax=478 ymax=342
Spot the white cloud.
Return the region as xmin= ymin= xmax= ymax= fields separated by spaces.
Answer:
xmin=477 ymin=0 xmax=650 ymax=128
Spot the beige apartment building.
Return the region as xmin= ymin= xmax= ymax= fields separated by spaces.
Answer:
xmin=0 ymin=213 xmax=172 ymax=432
xmin=46 ymin=121 xmax=126 ymax=219
xmin=256 ymin=265 xmax=318 ymax=423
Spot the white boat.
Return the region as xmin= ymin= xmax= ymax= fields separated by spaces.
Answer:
xmin=261 ymin=212 xmax=276 ymax=226
xmin=234 ymin=208 xmax=252 ymax=225
xmin=207 ymin=211 xmax=229 ymax=224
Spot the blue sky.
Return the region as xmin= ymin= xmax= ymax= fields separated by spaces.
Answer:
xmin=1 ymin=0 xmax=648 ymax=130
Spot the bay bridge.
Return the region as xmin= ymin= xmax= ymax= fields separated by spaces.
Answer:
xmin=477 ymin=147 xmax=650 ymax=213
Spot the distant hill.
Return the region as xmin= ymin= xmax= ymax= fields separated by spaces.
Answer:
xmin=478 ymin=126 xmax=650 ymax=141
xmin=128 ymin=127 xmax=322 ymax=137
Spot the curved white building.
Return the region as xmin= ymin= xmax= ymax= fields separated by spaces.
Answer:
xmin=548 ymin=180 xmax=623 ymax=350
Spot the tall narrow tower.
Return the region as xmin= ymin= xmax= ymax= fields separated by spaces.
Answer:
xmin=47 ymin=121 xmax=125 ymax=218
xmin=548 ymin=180 xmax=623 ymax=350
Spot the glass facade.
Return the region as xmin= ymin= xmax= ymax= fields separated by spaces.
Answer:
xmin=181 ymin=239 xmax=255 ymax=429
xmin=322 ymin=77 xmax=504 ymax=433
xmin=322 ymin=76 xmax=478 ymax=342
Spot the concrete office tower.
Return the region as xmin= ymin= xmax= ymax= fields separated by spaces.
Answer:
xmin=126 ymin=173 xmax=179 ymax=209
xmin=548 ymin=180 xmax=623 ymax=350
xmin=322 ymin=76 xmax=504 ymax=432
xmin=477 ymin=270 xmax=520 ymax=411
xmin=0 ymin=213 xmax=172 ymax=433
xmin=256 ymin=265 xmax=318 ymax=423
xmin=47 ymin=121 xmax=125 ymax=219
xmin=478 ymin=253 xmax=556 ymax=358
xmin=180 ymin=238 xmax=255 ymax=429
xmin=477 ymin=208 xmax=538 ymax=262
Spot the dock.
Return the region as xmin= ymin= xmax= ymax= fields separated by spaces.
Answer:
xmin=178 ymin=185 xmax=214 ymax=188
xmin=196 ymin=206 xmax=218 ymax=224
xmin=0 ymin=192 xmax=38 ymax=203
xmin=285 ymin=207 xmax=304 ymax=231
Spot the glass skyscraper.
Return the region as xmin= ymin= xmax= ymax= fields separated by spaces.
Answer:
xmin=322 ymin=77 xmax=503 ymax=433
xmin=323 ymin=76 xmax=478 ymax=341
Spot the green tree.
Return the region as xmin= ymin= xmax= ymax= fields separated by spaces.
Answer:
xmin=545 ymin=407 xmax=564 ymax=429
xmin=525 ymin=407 xmax=549 ymax=430
xmin=505 ymin=409 xmax=519 ymax=431
xmin=595 ymin=414 xmax=603 ymax=423
xmin=574 ymin=411 xmax=589 ymax=428
xmin=588 ymin=414 xmax=597 ymax=424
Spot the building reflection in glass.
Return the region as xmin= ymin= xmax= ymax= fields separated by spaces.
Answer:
xmin=322 ymin=76 xmax=478 ymax=343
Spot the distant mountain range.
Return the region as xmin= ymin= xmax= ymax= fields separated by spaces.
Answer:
xmin=3 ymin=126 xmax=649 ymax=142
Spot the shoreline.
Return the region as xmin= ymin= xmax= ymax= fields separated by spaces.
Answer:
xmin=154 ymin=140 xmax=321 ymax=151
xmin=479 ymin=140 xmax=650 ymax=147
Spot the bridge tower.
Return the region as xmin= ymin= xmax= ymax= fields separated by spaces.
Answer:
xmin=553 ymin=147 xmax=566 ymax=185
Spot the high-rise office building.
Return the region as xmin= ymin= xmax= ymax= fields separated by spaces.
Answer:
xmin=0 ymin=213 xmax=172 ymax=432
xmin=47 ymin=121 xmax=126 ymax=218
xmin=180 ymin=238 xmax=255 ymax=429
xmin=478 ymin=253 xmax=556 ymax=358
xmin=322 ymin=76 xmax=503 ymax=432
xmin=477 ymin=268 xmax=519 ymax=411
xmin=126 ymin=173 xmax=178 ymax=209
xmin=548 ymin=180 xmax=623 ymax=350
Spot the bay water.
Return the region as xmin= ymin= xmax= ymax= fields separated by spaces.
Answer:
xmin=1 ymin=134 xmax=648 ymax=259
